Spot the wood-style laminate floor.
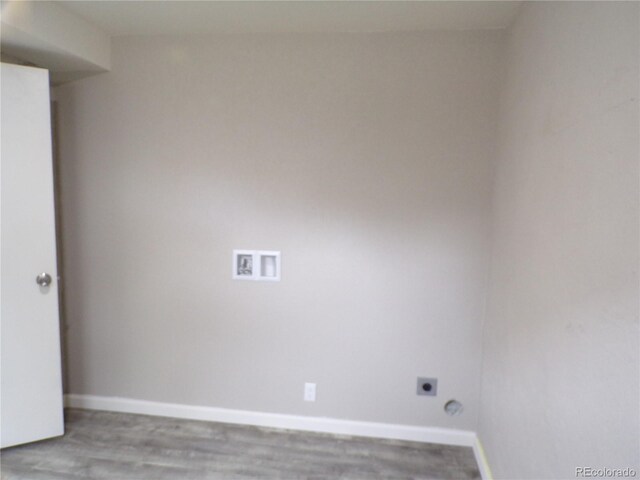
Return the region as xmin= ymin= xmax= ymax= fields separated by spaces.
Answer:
xmin=1 ymin=409 xmax=480 ymax=480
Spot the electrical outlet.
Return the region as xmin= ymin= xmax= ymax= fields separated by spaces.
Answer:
xmin=304 ymin=382 xmax=316 ymax=402
xmin=417 ymin=377 xmax=438 ymax=396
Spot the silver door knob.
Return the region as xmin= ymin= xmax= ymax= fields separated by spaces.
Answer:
xmin=36 ymin=272 xmax=52 ymax=287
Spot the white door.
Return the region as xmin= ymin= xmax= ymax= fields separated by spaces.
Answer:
xmin=1 ymin=63 xmax=64 ymax=448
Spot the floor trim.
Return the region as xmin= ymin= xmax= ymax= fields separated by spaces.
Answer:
xmin=64 ymin=394 xmax=477 ymax=448
xmin=472 ymin=436 xmax=494 ymax=480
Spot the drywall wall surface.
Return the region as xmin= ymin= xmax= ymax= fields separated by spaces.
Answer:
xmin=54 ymin=31 xmax=502 ymax=430
xmin=0 ymin=0 xmax=110 ymax=83
xmin=479 ymin=2 xmax=639 ymax=478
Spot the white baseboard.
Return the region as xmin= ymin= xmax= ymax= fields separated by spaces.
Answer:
xmin=472 ymin=436 xmax=494 ymax=480
xmin=64 ymin=394 xmax=474 ymax=445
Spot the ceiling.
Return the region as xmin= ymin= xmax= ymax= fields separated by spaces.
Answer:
xmin=56 ymin=1 xmax=522 ymax=36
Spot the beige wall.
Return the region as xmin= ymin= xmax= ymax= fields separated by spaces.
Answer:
xmin=479 ymin=2 xmax=639 ymax=478
xmin=55 ymin=31 xmax=502 ymax=429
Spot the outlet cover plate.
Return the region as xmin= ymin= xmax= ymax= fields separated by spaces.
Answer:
xmin=417 ymin=377 xmax=438 ymax=396
xmin=304 ymin=382 xmax=316 ymax=402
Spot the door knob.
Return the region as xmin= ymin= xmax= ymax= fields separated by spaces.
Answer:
xmin=36 ymin=272 xmax=52 ymax=287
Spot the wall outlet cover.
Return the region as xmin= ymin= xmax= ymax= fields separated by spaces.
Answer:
xmin=417 ymin=377 xmax=438 ymax=396
xmin=304 ymin=382 xmax=316 ymax=402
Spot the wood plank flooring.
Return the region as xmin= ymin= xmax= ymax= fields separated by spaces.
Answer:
xmin=1 ymin=409 xmax=480 ymax=479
